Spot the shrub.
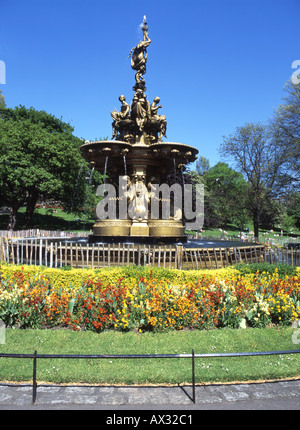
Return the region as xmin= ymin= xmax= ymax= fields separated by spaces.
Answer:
xmin=234 ymin=262 xmax=298 ymax=278
xmin=0 ymin=263 xmax=240 ymax=290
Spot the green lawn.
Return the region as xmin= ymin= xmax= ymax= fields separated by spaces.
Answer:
xmin=0 ymin=327 xmax=299 ymax=385
xmin=0 ymin=207 xmax=94 ymax=233
xmin=195 ymin=223 xmax=300 ymax=241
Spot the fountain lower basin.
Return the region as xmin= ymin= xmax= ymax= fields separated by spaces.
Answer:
xmin=80 ymin=140 xmax=198 ymax=242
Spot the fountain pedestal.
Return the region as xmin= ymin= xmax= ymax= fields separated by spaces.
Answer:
xmin=93 ymin=219 xmax=131 ymax=237
xmin=130 ymin=220 xmax=150 ymax=237
xmin=80 ymin=140 xmax=198 ymax=241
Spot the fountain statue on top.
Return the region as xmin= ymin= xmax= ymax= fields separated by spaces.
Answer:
xmin=80 ymin=17 xmax=198 ymax=243
xmin=111 ymin=16 xmax=167 ymax=144
xmin=129 ymin=15 xmax=151 ymax=92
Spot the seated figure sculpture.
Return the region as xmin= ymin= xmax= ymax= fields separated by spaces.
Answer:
xmin=111 ymin=95 xmax=130 ymax=139
xmin=150 ymin=97 xmax=167 ymax=140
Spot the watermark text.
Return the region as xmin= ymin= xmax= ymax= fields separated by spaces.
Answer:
xmin=291 ymin=60 xmax=300 ymax=85
xmin=96 ymin=176 xmax=204 ymax=230
xmin=0 ymin=60 xmax=6 ymax=84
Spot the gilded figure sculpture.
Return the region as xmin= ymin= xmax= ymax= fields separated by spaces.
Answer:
xmin=150 ymin=97 xmax=167 ymax=140
xmin=128 ymin=16 xmax=151 ymax=91
xmin=110 ymin=16 xmax=167 ymax=143
xmin=131 ymin=89 xmax=151 ymax=132
xmin=111 ymin=95 xmax=130 ymax=139
xmin=80 ymin=17 xmax=199 ymax=242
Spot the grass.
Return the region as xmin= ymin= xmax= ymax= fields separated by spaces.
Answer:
xmin=199 ymin=225 xmax=300 ymax=241
xmin=0 ymin=327 xmax=299 ymax=385
xmin=0 ymin=207 xmax=93 ymax=233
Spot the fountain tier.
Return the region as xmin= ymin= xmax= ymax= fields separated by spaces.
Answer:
xmin=80 ymin=139 xmax=198 ymax=241
xmin=80 ymin=140 xmax=198 ymax=174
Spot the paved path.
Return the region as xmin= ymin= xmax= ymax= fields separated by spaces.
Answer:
xmin=0 ymin=379 xmax=299 ymax=410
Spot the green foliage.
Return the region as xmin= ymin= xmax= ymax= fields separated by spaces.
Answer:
xmin=272 ymin=80 xmax=300 ymax=186
xmin=0 ymin=105 xmax=74 ymax=134
xmin=234 ymin=262 xmax=298 ymax=278
xmin=220 ymin=122 xmax=292 ymax=238
xmin=0 ymin=90 xmax=5 ymax=107
xmin=188 ymin=161 xmax=250 ymax=229
xmin=280 ymin=214 xmax=297 ymax=235
xmin=259 ymin=198 xmax=283 ymax=230
xmin=195 ymin=156 xmax=210 ymax=176
xmin=283 ymin=192 xmax=300 ymax=229
xmin=204 ymin=162 xmax=249 ymax=228
xmin=0 ymin=105 xmax=90 ymax=229
xmin=109 ymin=265 xmax=180 ymax=281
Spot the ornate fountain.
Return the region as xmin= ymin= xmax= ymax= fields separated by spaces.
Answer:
xmin=0 ymin=18 xmax=265 ymax=271
xmin=80 ymin=17 xmax=198 ymax=243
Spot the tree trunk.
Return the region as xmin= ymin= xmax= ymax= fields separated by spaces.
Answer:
xmin=25 ymin=190 xmax=39 ymax=227
xmin=7 ymin=205 xmax=19 ymax=230
xmin=253 ymin=212 xmax=260 ymax=242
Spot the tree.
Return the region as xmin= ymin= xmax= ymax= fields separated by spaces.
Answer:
xmin=0 ymin=90 xmax=5 ymax=107
xmin=259 ymin=198 xmax=282 ymax=230
xmin=271 ymin=79 xmax=300 ymax=188
xmin=187 ymin=161 xmax=249 ymax=230
xmin=281 ymin=191 xmax=300 ymax=229
xmin=0 ymin=105 xmax=88 ymax=229
xmin=220 ymin=123 xmax=287 ymax=240
xmin=195 ymin=156 xmax=210 ymax=176
xmin=204 ymin=162 xmax=249 ymax=229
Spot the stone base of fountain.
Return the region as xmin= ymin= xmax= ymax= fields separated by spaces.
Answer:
xmin=93 ymin=219 xmax=132 ymax=237
xmin=87 ymin=234 xmax=186 ymax=245
xmin=91 ymin=218 xmax=186 ymax=244
xmin=148 ymin=219 xmax=185 ymax=237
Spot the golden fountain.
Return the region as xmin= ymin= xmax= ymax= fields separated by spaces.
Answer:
xmin=80 ymin=17 xmax=198 ymax=243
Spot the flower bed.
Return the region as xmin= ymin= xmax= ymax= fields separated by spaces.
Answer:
xmin=0 ymin=264 xmax=299 ymax=332
xmin=0 ymin=264 xmax=242 ymax=290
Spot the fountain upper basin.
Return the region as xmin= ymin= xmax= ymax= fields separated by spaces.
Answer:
xmin=80 ymin=140 xmax=198 ymax=172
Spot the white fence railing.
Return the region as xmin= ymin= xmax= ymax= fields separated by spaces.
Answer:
xmin=0 ymin=231 xmax=299 ymax=269
xmin=0 ymin=230 xmax=89 ymax=238
xmin=2 ymin=237 xmax=298 ymax=269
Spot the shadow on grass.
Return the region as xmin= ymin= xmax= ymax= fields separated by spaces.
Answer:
xmin=0 ymin=211 xmax=93 ymax=232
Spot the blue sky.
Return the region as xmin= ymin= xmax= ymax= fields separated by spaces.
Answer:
xmin=0 ymin=0 xmax=299 ymax=168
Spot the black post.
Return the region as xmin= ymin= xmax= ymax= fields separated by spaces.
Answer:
xmin=192 ymin=349 xmax=195 ymax=404
xmin=32 ymin=350 xmax=37 ymax=405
